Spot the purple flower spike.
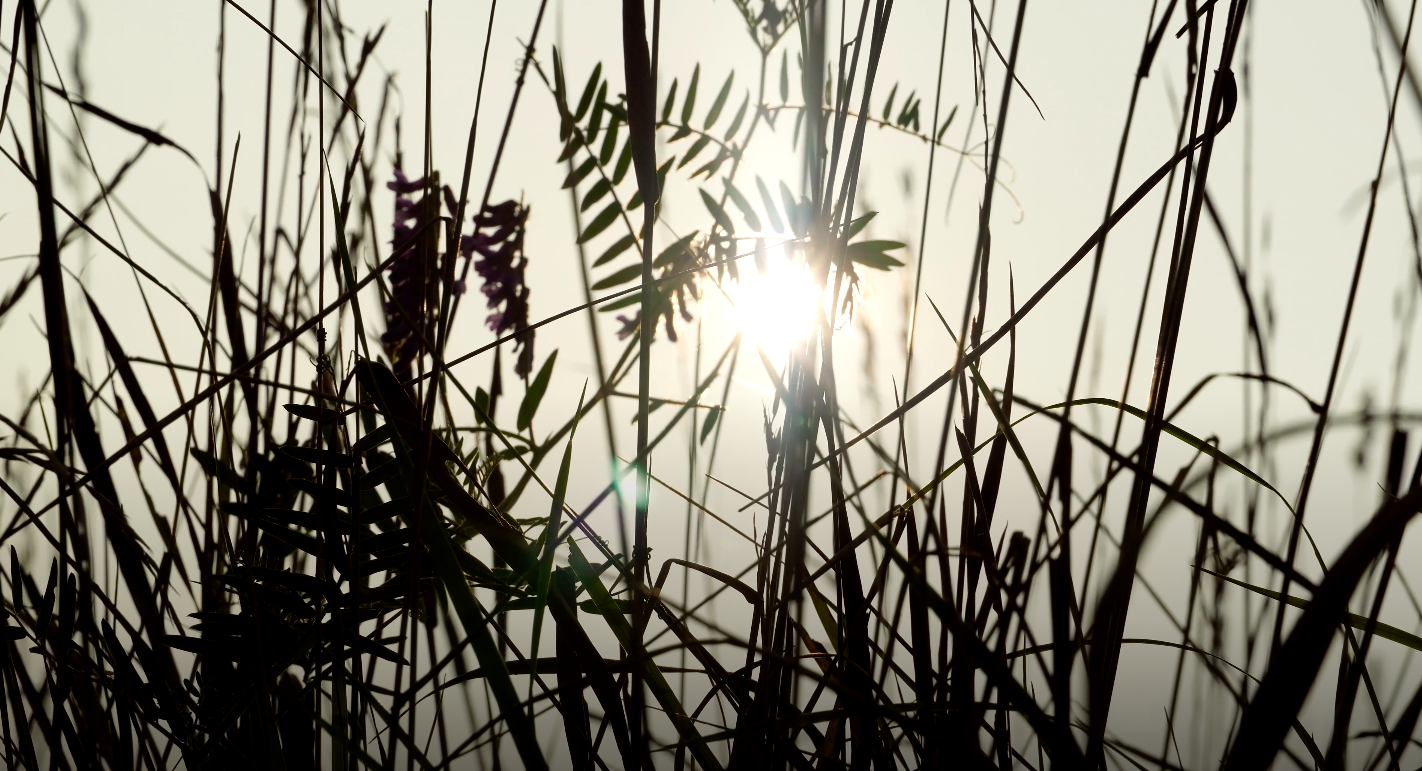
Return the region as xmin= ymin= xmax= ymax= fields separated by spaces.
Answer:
xmin=382 ymin=168 xmax=438 ymax=382
xmin=470 ymin=200 xmax=534 ymax=378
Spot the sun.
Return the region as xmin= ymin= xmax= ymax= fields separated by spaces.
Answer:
xmin=726 ymin=242 xmax=831 ymax=360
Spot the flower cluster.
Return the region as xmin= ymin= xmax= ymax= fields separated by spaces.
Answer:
xmin=462 ymin=200 xmax=534 ymax=378
xmin=382 ymin=169 xmax=440 ymax=382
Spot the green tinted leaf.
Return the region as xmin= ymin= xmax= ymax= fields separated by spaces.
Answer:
xmin=491 ymin=446 xmax=531 ymax=463
xmin=779 ymin=180 xmax=807 ymax=238
xmin=1204 ymin=567 xmax=1422 ymax=653
xmin=661 ymin=77 xmax=678 ymax=122
xmin=677 ymin=135 xmax=712 ymax=169
xmin=592 ymin=264 xmax=643 ymax=291
xmin=756 ymin=176 xmax=785 ymax=234
xmin=553 ymin=48 xmax=571 ymax=140
xmin=563 ymin=157 xmax=597 ymax=189
xmin=613 ymin=140 xmax=634 ymax=184
xmin=653 ymin=231 xmax=698 ymax=269
xmin=593 ymin=234 xmax=637 ymax=267
xmin=552 ymin=48 xmax=568 ymax=104
xmin=599 ymin=116 xmax=620 ymax=164
xmin=779 ymin=51 xmax=788 ymax=103
xmin=704 ymin=71 xmax=735 ymax=128
xmin=881 ymin=83 xmax=898 ymax=122
xmin=586 ymin=82 xmax=607 ymax=143
xmin=517 ymin=351 xmax=558 ymax=432
xmin=579 ymin=598 xmax=632 ymax=615
xmin=657 ymin=156 xmax=673 ymax=189
xmin=847 ymin=211 xmax=877 ymax=238
xmin=935 ymin=105 xmax=958 ymax=143
xmin=283 ymin=403 xmax=339 ymax=423
xmin=352 ymin=423 xmax=393 ymax=454
xmin=681 ymin=64 xmax=699 ymax=124
xmin=724 ymin=91 xmax=749 ymax=140
xmin=598 ymin=292 xmax=641 ymax=312
xmin=724 ymin=180 xmax=761 ymax=232
xmin=848 ymin=240 xmax=906 ymax=270
xmin=898 ymin=94 xmax=920 ymax=130
xmin=699 ymin=406 xmax=721 ymax=444
xmin=574 ymin=63 xmax=602 ymax=121
xmin=473 ymin=387 xmax=490 ymax=424
xmin=578 ymin=202 xmax=621 ymax=243
xmin=1067 ymin=397 xmax=1291 ymax=509
xmin=529 ymin=386 xmax=585 ymax=682
xmin=556 ymin=136 xmax=582 ymax=163
xmin=691 ymin=147 xmax=730 ymax=180
xmin=700 ymin=189 xmax=736 ymax=235
xmin=581 ymin=179 xmax=613 ymax=212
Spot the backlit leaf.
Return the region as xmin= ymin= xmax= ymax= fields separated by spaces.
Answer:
xmin=593 ymin=234 xmax=638 ymax=267
xmin=581 ymin=179 xmax=613 ymax=212
xmin=778 ymin=51 xmax=788 ymax=103
xmin=724 ymin=180 xmax=761 ymax=232
xmin=517 ymin=350 xmax=558 ymax=432
xmin=681 ymin=64 xmax=700 ymax=124
xmin=700 ymin=189 xmax=736 ymax=235
xmin=613 ymin=140 xmax=634 ymax=184
xmin=578 ymin=202 xmax=621 ymax=243
xmin=661 ymin=77 xmax=678 ymax=122
xmin=592 ymin=264 xmax=643 ymax=291
xmin=563 ymin=157 xmax=597 ymax=189
xmin=677 ymin=135 xmax=712 ymax=170
xmin=756 ymin=176 xmax=785 ymax=234
xmin=700 ymin=406 xmax=721 ymax=444
xmin=574 ymin=63 xmax=602 ymax=121
xmin=881 ymin=83 xmax=898 ymax=122
xmin=723 ymin=92 xmax=749 ymax=140
xmin=704 ymin=71 xmax=735 ymax=129
xmin=848 ymin=240 xmax=906 ymax=271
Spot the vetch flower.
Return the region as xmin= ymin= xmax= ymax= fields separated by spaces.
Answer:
xmin=463 ymin=200 xmax=534 ymax=377
xmin=382 ymin=169 xmax=440 ymax=382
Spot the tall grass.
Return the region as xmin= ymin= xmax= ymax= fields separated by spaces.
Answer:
xmin=0 ymin=0 xmax=1420 ymax=768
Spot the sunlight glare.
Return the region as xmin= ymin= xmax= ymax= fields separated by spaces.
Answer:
xmin=729 ymin=243 xmax=827 ymax=360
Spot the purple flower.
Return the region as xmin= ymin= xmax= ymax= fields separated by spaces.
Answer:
xmin=382 ymin=169 xmax=439 ymax=382
xmin=464 ymin=200 xmax=534 ymax=377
